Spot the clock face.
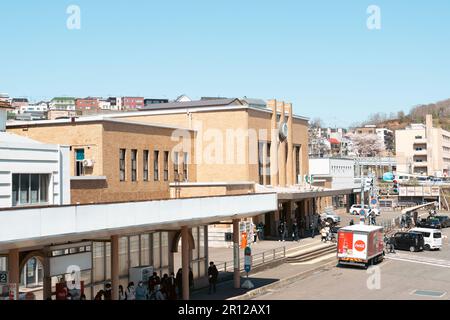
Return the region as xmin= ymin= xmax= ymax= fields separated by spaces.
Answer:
xmin=279 ymin=122 xmax=288 ymax=140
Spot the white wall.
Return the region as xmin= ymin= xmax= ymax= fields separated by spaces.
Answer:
xmin=310 ymin=158 xmax=356 ymax=189
xmin=0 ymin=136 xmax=71 ymax=208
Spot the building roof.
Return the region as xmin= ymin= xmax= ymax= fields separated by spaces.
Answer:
xmin=51 ymin=97 xmax=75 ymax=101
xmin=0 ymin=101 xmax=14 ymax=109
xmin=141 ymin=98 xmax=243 ymax=111
xmin=0 ymin=132 xmax=41 ymax=144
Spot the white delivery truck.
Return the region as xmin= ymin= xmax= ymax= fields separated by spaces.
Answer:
xmin=337 ymin=225 xmax=384 ymax=268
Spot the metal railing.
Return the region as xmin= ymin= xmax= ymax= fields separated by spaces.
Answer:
xmin=215 ymin=246 xmax=286 ymax=274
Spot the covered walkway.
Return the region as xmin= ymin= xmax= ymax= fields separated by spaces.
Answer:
xmin=0 ymin=193 xmax=277 ymax=300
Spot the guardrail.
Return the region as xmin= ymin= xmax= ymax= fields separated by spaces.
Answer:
xmin=215 ymin=246 xmax=286 ymax=273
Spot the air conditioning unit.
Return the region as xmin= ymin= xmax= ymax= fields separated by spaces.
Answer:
xmin=82 ymin=159 xmax=94 ymax=167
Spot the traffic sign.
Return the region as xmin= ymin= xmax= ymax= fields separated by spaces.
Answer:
xmin=360 ymin=209 xmax=366 ymax=216
xmin=244 ymin=247 xmax=252 ymax=273
xmin=371 ymin=199 xmax=377 ymax=205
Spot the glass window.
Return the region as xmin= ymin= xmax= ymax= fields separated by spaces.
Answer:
xmin=192 ymin=227 xmax=199 ymax=260
xmin=143 ymin=150 xmax=149 ymax=181
xmin=183 ymin=153 xmax=188 ymax=181
xmin=119 ymin=149 xmax=126 ymax=181
xmin=105 ymin=243 xmax=111 ymax=280
xmin=131 ymin=150 xmax=137 ymax=182
xmin=93 ymin=242 xmax=105 ymax=283
xmin=119 ymin=237 xmax=129 ymax=276
xmin=30 ymin=174 xmax=39 ymax=204
xmin=12 ymin=174 xmax=19 ymax=206
xmin=161 ymin=232 xmax=169 ymax=268
xmin=266 ymin=143 xmax=271 ymax=185
xmin=20 ymin=174 xmax=30 ymax=204
xmin=173 ymin=152 xmax=179 ymax=181
xmin=140 ymin=234 xmax=150 ymax=266
xmin=39 ymin=175 xmax=49 ymax=202
xmin=199 ymin=227 xmax=206 ymax=259
xmin=154 ymin=151 xmax=159 ymax=181
xmin=12 ymin=174 xmax=50 ymax=207
xmin=164 ymin=151 xmax=169 ymax=181
xmin=258 ymin=142 xmax=264 ymax=185
xmin=129 ymin=236 xmax=140 ymax=267
xmin=153 ymin=233 xmax=161 ymax=269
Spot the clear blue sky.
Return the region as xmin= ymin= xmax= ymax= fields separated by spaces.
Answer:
xmin=1 ymin=0 xmax=450 ymax=127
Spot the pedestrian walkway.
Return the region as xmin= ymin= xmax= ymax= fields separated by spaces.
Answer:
xmin=191 ymin=238 xmax=337 ymax=300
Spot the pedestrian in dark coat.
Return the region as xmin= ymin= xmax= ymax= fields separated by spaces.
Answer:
xmin=292 ymin=221 xmax=299 ymax=242
xmin=208 ymin=262 xmax=219 ymax=294
xmin=278 ymin=221 xmax=285 ymax=241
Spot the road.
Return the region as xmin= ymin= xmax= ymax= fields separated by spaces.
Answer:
xmin=254 ymin=227 xmax=450 ymax=300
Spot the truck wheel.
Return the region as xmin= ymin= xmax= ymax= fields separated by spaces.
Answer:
xmin=327 ymin=218 xmax=333 ymax=224
xmin=352 ymin=211 xmax=358 ymax=215
xmin=409 ymin=246 xmax=416 ymax=252
xmin=424 ymin=244 xmax=431 ymax=251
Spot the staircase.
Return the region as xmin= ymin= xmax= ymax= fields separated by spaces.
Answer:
xmin=286 ymin=243 xmax=336 ymax=263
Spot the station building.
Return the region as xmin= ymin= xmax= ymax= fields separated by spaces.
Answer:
xmin=2 ymin=98 xmax=356 ymax=299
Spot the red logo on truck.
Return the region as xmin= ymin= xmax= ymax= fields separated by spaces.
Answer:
xmin=354 ymin=240 xmax=366 ymax=252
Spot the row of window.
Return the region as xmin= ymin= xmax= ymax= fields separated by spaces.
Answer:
xmin=257 ymin=142 xmax=302 ymax=185
xmin=331 ymin=165 xmax=352 ymax=173
xmin=119 ymin=149 xmax=188 ymax=182
xmin=12 ymin=174 xmax=50 ymax=207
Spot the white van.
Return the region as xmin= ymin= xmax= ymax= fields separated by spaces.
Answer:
xmin=409 ymin=228 xmax=442 ymax=250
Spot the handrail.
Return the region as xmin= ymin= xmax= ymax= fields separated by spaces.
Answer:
xmin=214 ymin=246 xmax=287 ymax=273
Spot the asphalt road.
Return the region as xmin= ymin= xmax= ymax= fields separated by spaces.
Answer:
xmin=254 ymin=227 xmax=450 ymax=300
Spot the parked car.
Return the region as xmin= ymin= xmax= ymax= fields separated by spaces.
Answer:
xmin=409 ymin=228 xmax=442 ymax=250
xmin=416 ymin=218 xmax=442 ymax=229
xmin=390 ymin=232 xmax=425 ymax=252
xmin=349 ymin=204 xmax=380 ymax=216
xmin=433 ymin=216 xmax=450 ymax=228
xmin=321 ymin=212 xmax=341 ymax=224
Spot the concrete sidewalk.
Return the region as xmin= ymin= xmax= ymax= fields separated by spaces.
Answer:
xmin=191 ymin=239 xmax=337 ymax=300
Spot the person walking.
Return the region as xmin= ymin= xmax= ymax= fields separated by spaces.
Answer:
xmin=310 ymin=221 xmax=315 ymax=238
xmin=176 ymin=268 xmax=183 ymax=299
xmin=257 ymin=222 xmax=265 ymax=241
xmin=167 ymin=272 xmax=177 ymax=300
xmin=292 ymin=220 xmax=299 ymax=242
xmin=278 ymin=221 xmax=285 ymax=242
xmin=118 ymin=285 xmax=126 ymax=301
xmin=135 ymin=281 xmax=148 ymax=300
xmin=125 ymin=282 xmax=136 ymax=300
xmin=103 ymin=283 xmax=112 ymax=300
xmin=320 ymin=226 xmax=327 ymax=242
xmin=349 ymin=219 xmax=354 ymax=226
xmin=208 ymin=261 xmax=219 ymax=294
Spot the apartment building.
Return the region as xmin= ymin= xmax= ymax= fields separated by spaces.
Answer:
xmin=122 ymin=97 xmax=144 ymax=110
xmin=49 ymin=97 xmax=76 ymax=111
xmin=396 ymin=114 xmax=450 ymax=177
xmin=75 ymin=97 xmax=100 ymax=111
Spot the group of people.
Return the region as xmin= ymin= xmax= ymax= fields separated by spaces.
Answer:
xmin=278 ymin=215 xmax=327 ymax=242
xmin=91 ymin=262 xmax=220 ymax=300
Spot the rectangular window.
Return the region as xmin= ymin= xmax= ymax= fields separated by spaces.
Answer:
xmin=258 ymin=142 xmax=264 ymax=185
xmin=173 ymin=152 xmax=179 ymax=181
xmin=183 ymin=153 xmax=188 ymax=181
xmin=75 ymin=148 xmax=85 ymax=176
xmin=12 ymin=174 xmax=50 ymax=207
xmin=295 ymin=146 xmax=301 ymax=184
xmin=164 ymin=151 xmax=169 ymax=181
xmin=154 ymin=151 xmax=159 ymax=181
xmin=143 ymin=150 xmax=149 ymax=181
xmin=119 ymin=149 xmax=126 ymax=181
xmin=131 ymin=149 xmax=137 ymax=182
xmin=266 ymin=142 xmax=271 ymax=185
